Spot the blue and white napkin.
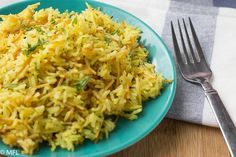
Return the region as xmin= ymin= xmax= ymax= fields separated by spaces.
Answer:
xmin=1 ymin=0 xmax=236 ymax=127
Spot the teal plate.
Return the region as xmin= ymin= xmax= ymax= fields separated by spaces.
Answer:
xmin=0 ymin=0 xmax=176 ymax=157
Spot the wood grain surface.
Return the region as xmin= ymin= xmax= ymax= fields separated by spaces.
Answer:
xmin=0 ymin=118 xmax=230 ymax=157
xmin=111 ymin=118 xmax=231 ymax=157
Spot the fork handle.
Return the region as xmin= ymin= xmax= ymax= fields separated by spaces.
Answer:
xmin=202 ymin=82 xmax=236 ymax=157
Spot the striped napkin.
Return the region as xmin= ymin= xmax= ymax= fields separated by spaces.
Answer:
xmin=1 ymin=0 xmax=236 ymax=127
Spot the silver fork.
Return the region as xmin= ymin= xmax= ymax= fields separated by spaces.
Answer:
xmin=171 ymin=18 xmax=236 ymax=157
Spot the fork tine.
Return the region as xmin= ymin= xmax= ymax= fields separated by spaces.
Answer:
xmin=171 ymin=21 xmax=185 ymax=65
xmin=182 ymin=18 xmax=197 ymax=63
xmin=177 ymin=19 xmax=190 ymax=64
xmin=188 ymin=17 xmax=206 ymax=62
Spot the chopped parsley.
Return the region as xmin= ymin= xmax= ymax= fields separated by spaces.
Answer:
xmin=72 ymin=17 xmax=78 ymax=25
xmin=23 ymin=26 xmax=44 ymax=33
xmin=23 ymin=39 xmax=46 ymax=56
xmin=51 ymin=18 xmax=56 ymax=25
xmin=34 ymin=62 xmax=40 ymax=71
xmin=3 ymin=84 xmax=18 ymax=89
xmin=75 ymin=76 xmax=91 ymax=92
xmin=105 ymin=37 xmax=112 ymax=44
xmin=35 ymin=27 xmax=44 ymax=33
xmin=112 ymin=29 xmax=120 ymax=35
xmin=25 ymin=27 xmax=33 ymax=31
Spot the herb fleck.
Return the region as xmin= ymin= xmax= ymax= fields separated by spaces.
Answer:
xmin=112 ymin=29 xmax=120 ymax=35
xmin=3 ymin=84 xmax=18 ymax=89
xmin=25 ymin=27 xmax=33 ymax=31
xmin=72 ymin=17 xmax=78 ymax=25
xmin=23 ymin=39 xmax=46 ymax=56
xmin=51 ymin=18 xmax=56 ymax=25
xmin=35 ymin=27 xmax=44 ymax=33
xmin=75 ymin=76 xmax=91 ymax=92
xmin=105 ymin=37 xmax=112 ymax=44
xmin=34 ymin=62 xmax=39 ymax=71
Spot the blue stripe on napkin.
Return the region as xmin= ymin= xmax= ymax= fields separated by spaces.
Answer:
xmin=173 ymin=0 xmax=214 ymax=6
xmin=161 ymin=1 xmax=218 ymax=124
xmin=213 ymin=0 xmax=236 ymax=8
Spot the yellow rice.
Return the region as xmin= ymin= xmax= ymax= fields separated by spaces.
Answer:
xmin=0 ymin=3 xmax=165 ymax=155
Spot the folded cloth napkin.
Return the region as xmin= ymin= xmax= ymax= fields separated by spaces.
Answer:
xmin=1 ymin=0 xmax=236 ymax=127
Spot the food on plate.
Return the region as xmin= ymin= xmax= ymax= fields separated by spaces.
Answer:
xmin=0 ymin=3 xmax=166 ymax=155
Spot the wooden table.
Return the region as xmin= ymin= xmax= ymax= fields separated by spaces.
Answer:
xmin=0 ymin=118 xmax=230 ymax=157
xmin=111 ymin=118 xmax=231 ymax=157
